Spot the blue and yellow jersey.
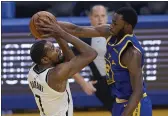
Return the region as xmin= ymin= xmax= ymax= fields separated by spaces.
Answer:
xmin=105 ymin=34 xmax=146 ymax=100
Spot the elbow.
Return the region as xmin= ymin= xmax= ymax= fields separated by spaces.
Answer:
xmin=134 ymin=88 xmax=143 ymax=99
xmin=88 ymin=49 xmax=98 ymax=60
xmin=94 ymin=50 xmax=98 ymax=59
xmin=139 ymin=90 xmax=144 ymax=98
xmin=93 ymin=50 xmax=98 ymax=60
xmin=139 ymin=85 xmax=144 ymax=97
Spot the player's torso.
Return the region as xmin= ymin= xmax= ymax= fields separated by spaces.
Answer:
xmin=28 ymin=65 xmax=73 ymax=116
xmin=105 ymin=34 xmax=146 ymax=99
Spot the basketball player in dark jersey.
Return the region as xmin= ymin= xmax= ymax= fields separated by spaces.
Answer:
xmin=37 ymin=7 xmax=152 ymax=116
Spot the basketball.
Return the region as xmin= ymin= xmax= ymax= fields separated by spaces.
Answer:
xmin=29 ymin=11 xmax=56 ymax=39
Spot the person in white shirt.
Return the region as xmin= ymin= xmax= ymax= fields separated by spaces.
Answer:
xmin=28 ymin=21 xmax=97 ymax=116
xmin=72 ymin=5 xmax=115 ymax=112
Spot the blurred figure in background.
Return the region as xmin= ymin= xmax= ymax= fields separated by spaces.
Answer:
xmin=88 ymin=5 xmax=115 ymax=112
xmin=75 ymin=5 xmax=115 ymax=112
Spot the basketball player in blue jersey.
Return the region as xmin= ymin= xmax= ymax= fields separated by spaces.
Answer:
xmin=37 ymin=7 xmax=152 ymax=116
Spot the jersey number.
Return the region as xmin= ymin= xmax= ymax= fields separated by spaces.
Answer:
xmin=105 ymin=64 xmax=115 ymax=84
xmin=35 ymin=94 xmax=45 ymax=115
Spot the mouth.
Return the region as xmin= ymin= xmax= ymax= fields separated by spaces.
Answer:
xmin=98 ymin=23 xmax=103 ymax=25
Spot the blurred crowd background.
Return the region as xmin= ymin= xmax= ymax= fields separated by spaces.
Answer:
xmin=2 ymin=1 xmax=168 ymax=19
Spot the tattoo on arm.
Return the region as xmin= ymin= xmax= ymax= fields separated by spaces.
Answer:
xmin=74 ymin=27 xmax=83 ymax=33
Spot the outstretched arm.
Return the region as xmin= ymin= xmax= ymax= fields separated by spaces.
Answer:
xmin=58 ymin=21 xmax=112 ymax=38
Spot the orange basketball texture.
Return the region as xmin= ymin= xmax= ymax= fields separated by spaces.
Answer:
xmin=29 ymin=11 xmax=56 ymax=39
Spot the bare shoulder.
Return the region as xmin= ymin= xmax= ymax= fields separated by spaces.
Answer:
xmin=121 ymin=45 xmax=142 ymax=67
xmin=47 ymin=63 xmax=68 ymax=92
xmin=127 ymin=46 xmax=141 ymax=58
xmin=48 ymin=62 xmax=68 ymax=80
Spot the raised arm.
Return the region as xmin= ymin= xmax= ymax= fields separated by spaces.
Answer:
xmin=56 ymin=37 xmax=97 ymax=95
xmin=56 ymin=37 xmax=74 ymax=62
xmin=58 ymin=21 xmax=111 ymax=38
xmin=36 ymin=19 xmax=98 ymax=81
xmin=55 ymin=29 xmax=98 ymax=80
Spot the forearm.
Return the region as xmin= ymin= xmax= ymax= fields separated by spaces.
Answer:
xmin=58 ymin=21 xmax=82 ymax=37
xmin=58 ymin=29 xmax=95 ymax=54
xmin=56 ymin=38 xmax=75 ymax=61
xmin=73 ymin=73 xmax=87 ymax=87
xmin=58 ymin=21 xmax=109 ymax=38
xmin=122 ymin=91 xmax=143 ymax=116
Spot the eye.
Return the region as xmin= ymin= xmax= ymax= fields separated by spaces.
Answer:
xmin=94 ymin=15 xmax=98 ymax=18
xmin=101 ymin=15 xmax=105 ymax=17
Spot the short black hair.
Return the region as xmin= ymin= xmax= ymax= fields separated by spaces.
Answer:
xmin=30 ymin=40 xmax=47 ymax=64
xmin=116 ymin=7 xmax=138 ymax=29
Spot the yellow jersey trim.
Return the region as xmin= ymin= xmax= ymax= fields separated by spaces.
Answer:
xmin=106 ymin=35 xmax=112 ymax=44
xmin=108 ymin=34 xmax=134 ymax=46
xmin=133 ymin=102 xmax=141 ymax=116
xmin=104 ymin=58 xmax=115 ymax=84
xmin=118 ymin=40 xmax=131 ymax=68
xmin=116 ymin=93 xmax=147 ymax=103
xmin=118 ymin=40 xmax=142 ymax=69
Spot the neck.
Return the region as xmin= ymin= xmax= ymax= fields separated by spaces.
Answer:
xmin=37 ymin=64 xmax=52 ymax=71
xmin=116 ymin=30 xmax=133 ymax=43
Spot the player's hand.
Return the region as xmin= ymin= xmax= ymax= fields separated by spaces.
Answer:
xmin=81 ymin=80 xmax=97 ymax=95
xmin=36 ymin=18 xmax=63 ymax=38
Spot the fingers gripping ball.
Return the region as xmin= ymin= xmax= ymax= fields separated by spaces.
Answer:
xmin=29 ymin=11 xmax=56 ymax=39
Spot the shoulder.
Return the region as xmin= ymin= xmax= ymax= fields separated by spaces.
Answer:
xmin=125 ymin=45 xmax=142 ymax=60
xmin=49 ymin=63 xmax=65 ymax=76
xmin=121 ymin=44 xmax=142 ymax=67
xmin=48 ymin=62 xmax=70 ymax=80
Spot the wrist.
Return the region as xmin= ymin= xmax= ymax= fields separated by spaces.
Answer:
xmin=80 ymin=81 xmax=87 ymax=88
xmin=53 ymin=27 xmax=65 ymax=38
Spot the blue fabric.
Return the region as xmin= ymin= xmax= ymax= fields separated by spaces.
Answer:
xmin=105 ymin=34 xmax=146 ymax=99
xmin=112 ymin=96 xmax=152 ymax=116
xmin=2 ymin=2 xmax=15 ymax=18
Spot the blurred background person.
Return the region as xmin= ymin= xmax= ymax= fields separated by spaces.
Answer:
xmin=80 ymin=5 xmax=115 ymax=112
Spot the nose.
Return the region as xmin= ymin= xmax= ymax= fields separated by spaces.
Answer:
xmin=99 ymin=16 xmax=104 ymax=22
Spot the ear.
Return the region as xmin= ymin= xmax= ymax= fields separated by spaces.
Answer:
xmin=125 ymin=23 xmax=132 ymax=31
xmin=41 ymin=57 xmax=49 ymax=64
